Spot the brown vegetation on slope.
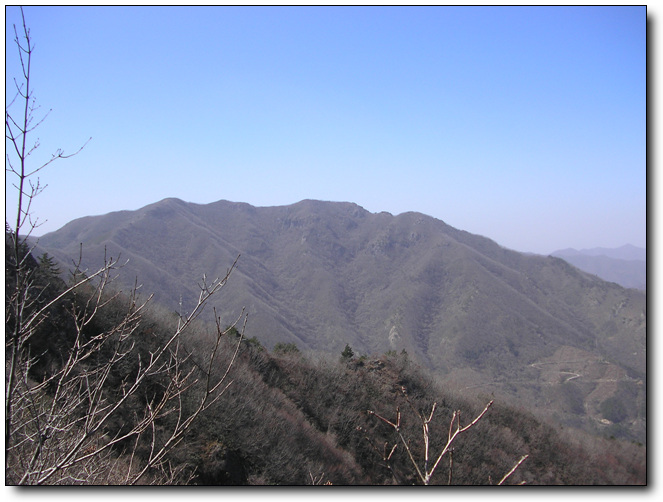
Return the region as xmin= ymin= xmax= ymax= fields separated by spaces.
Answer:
xmin=35 ymin=198 xmax=646 ymax=443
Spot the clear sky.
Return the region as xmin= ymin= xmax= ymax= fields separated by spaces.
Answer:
xmin=5 ymin=5 xmax=646 ymax=254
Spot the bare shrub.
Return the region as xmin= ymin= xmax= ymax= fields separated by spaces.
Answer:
xmin=5 ymin=8 xmax=244 ymax=484
xmin=363 ymin=386 xmax=528 ymax=485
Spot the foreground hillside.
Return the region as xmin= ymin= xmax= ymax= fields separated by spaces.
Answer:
xmin=5 ymin=242 xmax=646 ymax=484
xmin=35 ymin=198 xmax=646 ymax=443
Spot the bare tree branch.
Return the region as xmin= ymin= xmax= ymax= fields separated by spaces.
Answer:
xmin=367 ymin=387 xmax=527 ymax=485
xmin=6 ymin=8 xmax=244 ymax=485
xmin=497 ymin=455 xmax=529 ymax=486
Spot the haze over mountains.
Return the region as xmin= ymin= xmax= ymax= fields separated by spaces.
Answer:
xmin=34 ymin=198 xmax=646 ymax=442
xmin=551 ymin=245 xmax=646 ymax=290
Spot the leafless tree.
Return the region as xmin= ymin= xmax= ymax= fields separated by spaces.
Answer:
xmin=363 ymin=386 xmax=528 ymax=485
xmin=6 ymin=7 xmax=244 ymax=484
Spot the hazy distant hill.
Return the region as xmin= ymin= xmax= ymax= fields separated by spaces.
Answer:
xmin=35 ymin=198 xmax=646 ymax=442
xmin=553 ymin=244 xmax=645 ymax=261
xmin=552 ymin=245 xmax=646 ymax=290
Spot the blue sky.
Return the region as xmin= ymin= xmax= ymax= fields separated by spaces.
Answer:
xmin=5 ymin=5 xmax=646 ymax=254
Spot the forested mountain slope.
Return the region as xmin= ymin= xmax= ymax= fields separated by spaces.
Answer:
xmin=35 ymin=198 xmax=646 ymax=442
xmin=5 ymin=238 xmax=646 ymax=484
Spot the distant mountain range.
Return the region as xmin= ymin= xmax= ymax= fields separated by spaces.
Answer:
xmin=33 ymin=198 xmax=646 ymax=442
xmin=552 ymin=245 xmax=646 ymax=290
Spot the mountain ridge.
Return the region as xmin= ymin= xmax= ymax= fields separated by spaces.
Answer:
xmin=551 ymin=245 xmax=646 ymax=290
xmin=552 ymin=244 xmax=645 ymax=261
xmin=34 ymin=197 xmax=646 ymax=442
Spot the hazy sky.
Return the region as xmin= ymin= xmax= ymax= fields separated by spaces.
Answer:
xmin=5 ymin=5 xmax=646 ymax=254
